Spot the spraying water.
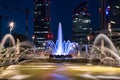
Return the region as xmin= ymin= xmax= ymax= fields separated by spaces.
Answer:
xmin=56 ymin=23 xmax=63 ymax=55
xmin=46 ymin=22 xmax=77 ymax=55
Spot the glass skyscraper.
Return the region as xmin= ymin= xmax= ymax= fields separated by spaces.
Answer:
xmin=99 ymin=0 xmax=120 ymax=47
xmin=99 ymin=0 xmax=120 ymax=29
xmin=72 ymin=1 xmax=91 ymax=45
xmin=34 ymin=0 xmax=51 ymax=49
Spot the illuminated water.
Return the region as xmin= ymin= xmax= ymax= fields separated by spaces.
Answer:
xmin=1 ymin=62 xmax=120 ymax=80
xmin=0 ymin=34 xmax=15 ymax=48
xmin=46 ymin=23 xmax=77 ymax=55
xmin=92 ymin=34 xmax=120 ymax=65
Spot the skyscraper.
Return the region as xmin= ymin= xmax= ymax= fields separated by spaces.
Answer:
xmin=34 ymin=0 xmax=51 ymax=49
xmin=72 ymin=1 xmax=91 ymax=45
xmin=99 ymin=0 xmax=106 ymax=29
xmin=99 ymin=0 xmax=120 ymax=47
xmin=99 ymin=0 xmax=120 ymax=29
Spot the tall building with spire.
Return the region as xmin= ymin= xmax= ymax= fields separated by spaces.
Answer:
xmin=34 ymin=0 xmax=51 ymax=49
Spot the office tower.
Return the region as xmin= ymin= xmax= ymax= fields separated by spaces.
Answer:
xmin=99 ymin=0 xmax=120 ymax=47
xmin=34 ymin=0 xmax=51 ymax=49
xmin=72 ymin=1 xmax=91 ymax=45
xmin=99 ymin=0 xmax=120 ymax=29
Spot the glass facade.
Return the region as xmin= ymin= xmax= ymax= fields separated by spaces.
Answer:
xmin=106 ymin=0 xmax=120 ymax=29
xmin=99 ymin=0 xmax=120 ymax=47
xmin=99 ymin=0 xmax=120 ymax=29
xmin=34 ymin=0 xmax=51 ymax=49
xmin=72 ymin=1 xmax=91 ymax=45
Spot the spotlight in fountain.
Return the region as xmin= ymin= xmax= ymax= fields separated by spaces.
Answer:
xmin=46 ymin=22 xmax=77 ymax=56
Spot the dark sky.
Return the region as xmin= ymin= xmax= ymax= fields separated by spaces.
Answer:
xmin=0 ymin=0 xmax=99 ymax=41
xmin=0 ymin=0 xmax=34 ymax=40
xmin=50 ymin=0 xmax=85 ymax=40
xmin=50 ymin=0 xmax=99 ymax=40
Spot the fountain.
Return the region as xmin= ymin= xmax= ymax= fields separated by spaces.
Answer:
xmin=1 ymin=27 xmax=120 ymax=80
xmin=90 ymin=34 xmax=120 ymax=65
xmin=0 ymin=34 xmax=35 ymax=66
xmin=0 ymin=34 xmax=15 ymax=48
xmin=0 ymin=26 xmax=120 ymax=66
xmin=46 ymin=23 xmax=77 ymax=56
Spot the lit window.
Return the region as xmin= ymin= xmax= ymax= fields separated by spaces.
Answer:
xmin=34 ymin=12 xmax=37 ymax=14
xmin=110 ymin=21 xmax=116 ymax=24
xmin=41 ymin=19 xmax=44 ymax=21
xmin=82 ymin=20 xmax=91 ymax=23
xmin=83 ymin=28 xmax=88 ymax=30
xmin=115 ymin=5 xmax=120 ymax=9
xmin=46 ymin=4 xmax=49 ymax=6
xmin=75 ymin=14 xmax=79 ymax=16
xmin=73 ymin=21 xmax=77 ymax=23
xmin=75 ymin=18 xmax=78 ymax=20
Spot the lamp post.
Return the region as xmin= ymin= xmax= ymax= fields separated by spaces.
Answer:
xmin=9 ymin=21 xmax=15 ymax=34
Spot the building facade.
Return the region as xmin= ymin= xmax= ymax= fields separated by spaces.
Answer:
xmin=99 ymin=0 xmax=120 ymax=29
xmin=99 ymin=0 xmax=120 ymax=47
xmin=34 ymin=0 xmax=51 ymax=49
xmin=72 ymin=1 xmax=91 ymax=45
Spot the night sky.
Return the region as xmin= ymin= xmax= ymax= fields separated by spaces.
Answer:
xmin=0 ymin=0 xmax=99 ymax=41
xmin=50 ymin=0 xmax=85 ymax=40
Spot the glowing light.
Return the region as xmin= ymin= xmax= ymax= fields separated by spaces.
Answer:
xmin=115 ymin=5 xmax=120 ymax=9
xmin=106 ymin=6 xmax=110 ymax=15
xmin=46 ymin=23 xmax=76 ymax=55
xmin=32 ymin=35 xmax=35 ymax=40
xmin=9 ymin=21 xmax=14 ymax=29
xmin=110 ymin=21 xmax=116 ymax=24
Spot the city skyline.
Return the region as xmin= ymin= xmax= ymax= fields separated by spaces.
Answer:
xmin=0 ymin=0 xmax=89 ymax=41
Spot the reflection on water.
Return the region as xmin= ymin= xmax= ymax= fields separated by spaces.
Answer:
xmin=0 ymin=63 xmax=120 ymax=80
xmin=41 ymin=73 xmax=71 ymax=80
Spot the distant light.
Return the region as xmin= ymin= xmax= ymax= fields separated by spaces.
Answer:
xmin=83 ymin=28 xmax=88 ymax=30
xmin=9 ymin=21 xmax=15 ymax=29
xmin=87 ymin=35 xmax=90 ymax=41
xmin=107 ymin=6 xmax=110 ymax=8
xmin=75 ymin=13 xmax=79 ymax=16
xmin=106 ymin=11 xmax=109 ymax=15
xmin=32 ymin=35 xmax=35 ymax=40
xmin=110 ymin=21 xmax=116 ymax=24
xmin=43 ymin=42 xmax=46 ymax=46
xmin=106 ymin=6 xmax=109 ymax=15
xmin=115 ymin=5 xmax=120 ymax=9
xmin=72 ymin=44 xmax=76 ymax=48
xmin=82 ymin=12 xmax=85 ymax=15
xmin=99 ymin=8 xmax=102 ymax=13
xmin=75 ymin=18 xmax=78 ymax=20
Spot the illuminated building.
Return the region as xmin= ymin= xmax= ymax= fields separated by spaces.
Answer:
xmin=99 ymin=0 xmax=120 ymax=29
xmin=99 ymin=0 xmax=120 ymax=47
xmin=72 ymin=1 xmax=91 ymax=45
xmin=34 ymin=0 xmax=51 ymax=49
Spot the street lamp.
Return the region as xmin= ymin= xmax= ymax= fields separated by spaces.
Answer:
xmin=87 ymin=35 xmax=90 ymax=44
xmin=32 ymin=35 xmax=35 ymax=41
xmin=9 ymin=21 xmax=15 ymax=34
